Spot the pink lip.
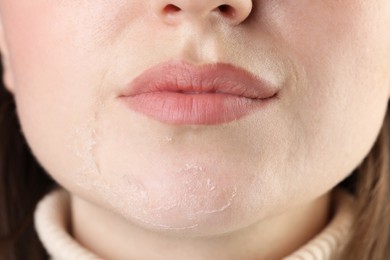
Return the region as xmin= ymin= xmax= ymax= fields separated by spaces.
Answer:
xmin=118 ymin=61 xmax=279 ymax=125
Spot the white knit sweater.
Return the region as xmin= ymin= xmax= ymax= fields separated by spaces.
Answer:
xmin=34 ymin=189 xmax=354 ymax=260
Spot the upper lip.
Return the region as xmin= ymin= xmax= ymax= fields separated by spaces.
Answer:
xmin=119 ymin=60 xmax=279 ymax=99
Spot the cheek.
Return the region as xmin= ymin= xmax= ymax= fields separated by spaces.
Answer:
xmin=0 ymin=2 xmax=106 ymax=190
xmin=1 ymin=0 xmax=141 ymax=101
xmin=237 ymin=0 xmax=390 ymax=211
xmin=268 ymin=0 xmax=390 ymax=166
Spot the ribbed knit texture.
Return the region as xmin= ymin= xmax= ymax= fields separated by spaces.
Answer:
xmin=34 ymin=189 xmax=354 ymax=260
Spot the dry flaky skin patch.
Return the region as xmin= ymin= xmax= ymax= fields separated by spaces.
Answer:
xmin=116 ymin=163 xmax=238 ymax=229
xmin=65 ymin=112 xmax=101 ymax=188
xmin=65 ymin=106 xmax=238 ymax=231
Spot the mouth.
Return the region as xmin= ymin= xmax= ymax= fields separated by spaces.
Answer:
xmin=118 ymin=60 xmax=280 ymax=125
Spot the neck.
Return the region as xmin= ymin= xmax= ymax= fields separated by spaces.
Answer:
xmin=70 ymin=193 xmax=331 ymax=260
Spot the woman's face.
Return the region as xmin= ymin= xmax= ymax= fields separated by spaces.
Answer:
xmin=1 ymin=1 xmax=389 ymax=235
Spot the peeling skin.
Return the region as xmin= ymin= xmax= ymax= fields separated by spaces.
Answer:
xmin=65 ymin=114 xmax=101 ymax=188
xmin=65 ymin=96 xmax=239 ymax=231
xmin=206 ymin=178 xmax=216 ymax=191
xmin=99 ymin=176 xmax=203 ymax=231
xmin=193 ymin=187 xmax=237 ymax=215
xmin=115 ymin=161 xmax=239 ymax=228
xmin=164 ymin=136 xmax=174 ymax=143
xmin=183 ymin=163 xmax=204 ymax=172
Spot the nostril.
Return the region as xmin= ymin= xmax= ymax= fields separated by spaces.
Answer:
xmin=163 ymin=4 xmax=181 ymax=14
xmin=217 ymin=4 xmax=236 ymax=18
xmin=158 ymin=3 xmax=249 ymax=25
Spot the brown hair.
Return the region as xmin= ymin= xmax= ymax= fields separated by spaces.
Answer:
xmin=0 ymin=62 xmax=389 ymax=259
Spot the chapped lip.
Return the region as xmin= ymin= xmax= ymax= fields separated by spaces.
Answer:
xmin=118 ymin=60 xmax=280 ymax=125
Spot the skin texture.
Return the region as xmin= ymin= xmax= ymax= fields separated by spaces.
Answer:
xmin=1 ymin=0 xmax=390 ymax=259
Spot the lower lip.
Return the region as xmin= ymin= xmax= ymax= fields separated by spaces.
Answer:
xmin=119 ymin=92 xmax=277 ymax=125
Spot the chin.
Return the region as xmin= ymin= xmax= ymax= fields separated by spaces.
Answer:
xmin=76 ymin=162 xmax=267 ymax=237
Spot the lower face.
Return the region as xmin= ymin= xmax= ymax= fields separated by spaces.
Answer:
xmin=1 ymin=1 xmax=390 ymax=235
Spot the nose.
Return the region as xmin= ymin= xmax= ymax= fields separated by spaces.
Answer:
xmin=151 ymin=0 xmax=253 ymax=26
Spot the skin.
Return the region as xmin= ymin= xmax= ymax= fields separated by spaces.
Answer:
xmin=1 ymin=0 xmax=390 ymax=259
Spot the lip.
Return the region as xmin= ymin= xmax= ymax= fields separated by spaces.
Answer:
xmin=118 ymin=61 xmax=279 ymax=125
